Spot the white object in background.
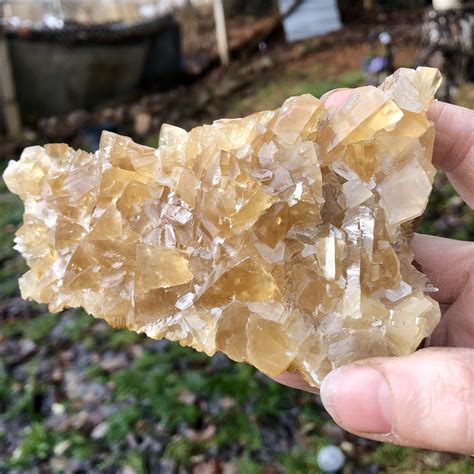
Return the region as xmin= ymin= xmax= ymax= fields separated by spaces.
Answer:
xmin=432 ymin=0 xmax=461 ymax=11
xmin=379 ymin=32 xmax=392 ymax=45
xmin=42 ymin=14 xmax=64 ymax=29
xmin=317 ymin=445 xmax=346 ymax=473
xmin=138 ymin=4 xmax=160 ymax=18
xmin=213 ymin=0 xmax=229 ymax=66
xmin=279 ymin=0 xmax=342 ymax=43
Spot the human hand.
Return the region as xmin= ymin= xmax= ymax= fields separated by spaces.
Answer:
xmin=273 ymin=90 xmax=474 ymax=455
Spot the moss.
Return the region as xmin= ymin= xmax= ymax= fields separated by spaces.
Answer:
xmin=214 ymin=413 xmax=262 ymax=451
xmin=67 ymin=432 xmax=95 ymax=460
xmin=163 ymin=438 xmax=209 ymax=464
xmin=61 ymin=310 xmax=95 ymax=342
xmin=84 ymin=363 xmax=108 ymax=381
xmin=0 ymin=366 xmax=13 ymax=411
xmin=225 ymin=69 xmax=363 ymax=118
xmin=104 ymin=406 xmax=142 ymax=444
xmin=108 ymin=328 xmax=141 ymax=348
xmin=442 ymin=460 xmax=474 ymax=474
xmin=279 ymin=445 xmax=321 ymax=473
xmin=0 ymin=192 xmax=23 ymax=227
xmin=21 ymin=312 xmax=59 ymax=344
xmin=234 ymin=453 xmax=263 ymax=474
xmin=365 ymin=443 xmax=420 ymax=470
xmin=122 ymin=450 xmax=147 ymax=474
xmin=6 ymin=422 xmax=57 ymax=469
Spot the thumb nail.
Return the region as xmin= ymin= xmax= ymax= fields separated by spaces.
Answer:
xmin=320 ymin=366 xmax=394 ymax=434
xmin=320 ymin=88 xmax=351 ymax=108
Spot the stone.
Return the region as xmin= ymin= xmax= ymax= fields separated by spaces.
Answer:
xmin=3 ymin=67 xmax=442 ymax=388
xmin=317 ymin=445 xmax=346 ymax=473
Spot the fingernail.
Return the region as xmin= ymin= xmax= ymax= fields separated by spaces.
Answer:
xmin=320 ymin=366 xmax=393 ymax=434
xmin=320 ymin=88 xmax=351 ymax=107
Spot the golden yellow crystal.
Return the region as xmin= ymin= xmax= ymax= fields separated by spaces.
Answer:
xmin=4 ymin=67 xmax=442 ymax=387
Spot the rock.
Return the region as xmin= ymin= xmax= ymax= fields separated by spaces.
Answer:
xmin=0 ymin=297 xmax=31 ymax=319
xmin=65 ymin=459 xmax=93 ymax=474
xmin=193 ymin=460 xmax=219 ymax=474
xmin=17 ymin=339 xmax=37 ymax=360
xmin=121 ymin=467 xmax=137 ymax=474
xmin=64 ymin=371 xmax=108 ymax=404
xmin=222 ymin=463 xmax=237 ymax=474
xmin=185 ymin=424 xmax=216 ymax=442
xmin=3 ymin=67 xmax=442 ymax=388
xmin=54 ymin=440 xmax=71 ymax=456
xmin=321 ymin=422 xmax=346 ymax=443
xmin=178 ymin=390 xmax=197 ymax=405
xmin=218 ymin=397 xmax=236 ymax=409
xmin=317 ymin=445 xmax=346 ymax=473
xmin=340 ymin=441 xmax=355 ymax=455
xmin=423 ymin=452 xmax=442 ymax=468
xmin=99 ymin=353 xmax=128 ymax=372
xmin=51 ymin=403 xmax=66 ymax=415
xmin=90 ymin=421 xmax=108 ymax=439
xmin=158 ymin=459 xmax=176 ymax=474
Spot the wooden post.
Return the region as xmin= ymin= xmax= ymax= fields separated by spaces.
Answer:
xmin=0 ymin=12 xmax=22 ymax=138
xmin=213 ymin=0 xmax=229 ymax=66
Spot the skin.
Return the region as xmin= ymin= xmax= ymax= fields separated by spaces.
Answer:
xmin=273 ymin=90 xmax=474 ymax=455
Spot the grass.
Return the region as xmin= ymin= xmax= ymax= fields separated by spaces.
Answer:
xmin=224 ymin=66 xmax=364 ymax=118
xmin=1 ymin=70 xmax=473 ymax=472
xmin=9 ymin=423 xmax=58 ymax=469
xmin=418 ymin=174 xmax=474 ymax=241
xmin=455 ymin=83 xmax=474 ymax=109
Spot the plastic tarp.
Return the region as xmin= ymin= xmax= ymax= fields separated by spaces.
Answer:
xmin=279 ymin=0 xmax=342 ymax=43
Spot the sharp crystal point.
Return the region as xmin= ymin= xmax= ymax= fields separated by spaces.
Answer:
xmin=3 ymin=67 xmax=442 ymax=387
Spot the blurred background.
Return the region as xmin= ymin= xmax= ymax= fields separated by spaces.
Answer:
xmin=0 ymin=1 xmax=473 ymax=472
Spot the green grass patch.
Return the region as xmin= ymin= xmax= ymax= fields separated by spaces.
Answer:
xmin=442 ymin=459 xmax=474 ymax=474
xmin=5 ymin=422 xmax=58 ymax=469
xmin=226 ymin=69 xmax=363 ymax=118
xmin=67 ymin=432 xmax=95 ymax=460
xmin=0 ymin=229 xmax=16 ymax=261
xmin=0 ymin=192 xmax=23 ymax=227
xmin=104 ymin=406 xmax=142 ymax=444
xmin=122 ymin=450 xmax=147 ymax=474
xmin=279 ymin=445 xmax=322 ymax=473
xmin=214 ymin=412 xmax=261 ymax=451
xmin=365 ymin=443 xmax=420 ymax=471
xmin=234 ymin=453 xmax=263 ymax=474
xmin=61 ymin=310 xmax=96 ymax=342
xmin=108 ymin=328 xmax=141 ymax=348
xmin=15 ymin=312 xmax=58 ymax=344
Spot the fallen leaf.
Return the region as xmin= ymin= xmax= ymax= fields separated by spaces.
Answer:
xmin=185 ymin=424 xmax=216 ymax=442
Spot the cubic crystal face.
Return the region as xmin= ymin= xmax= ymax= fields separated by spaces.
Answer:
xmin=4 ymin=67 xmax=442 ymax=387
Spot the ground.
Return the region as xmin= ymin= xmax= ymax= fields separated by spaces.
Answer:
xmin=1 ymin=31 xmax=474 ymax=474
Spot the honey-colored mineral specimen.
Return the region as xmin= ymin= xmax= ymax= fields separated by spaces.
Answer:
xmin=4 ymin=67 xmax=442 ymax=387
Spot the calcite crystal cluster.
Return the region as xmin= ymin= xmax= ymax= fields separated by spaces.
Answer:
xmin=4 ymin=67 xmax=442 ymax=387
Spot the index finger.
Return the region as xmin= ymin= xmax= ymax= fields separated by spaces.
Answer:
xmin=322 ymin=89 xmax=474 ymax=208
xmin=428 ymin=101 xmax=474 ymax=208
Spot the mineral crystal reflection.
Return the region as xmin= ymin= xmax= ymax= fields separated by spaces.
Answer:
xmin=4 ymin=67 xmax=442 ymax=387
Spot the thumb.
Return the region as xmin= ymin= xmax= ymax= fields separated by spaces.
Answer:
xmin=320 ymin=348 xmax=474 ymax=454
